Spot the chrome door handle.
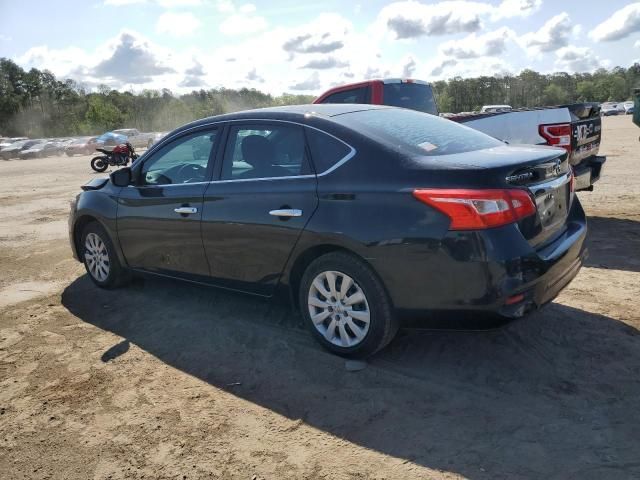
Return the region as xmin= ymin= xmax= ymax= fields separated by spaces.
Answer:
xmin=269 ymin=209 xmax=302 ymax=217
xmin=174 ymin=207 xmax=198 ymax=214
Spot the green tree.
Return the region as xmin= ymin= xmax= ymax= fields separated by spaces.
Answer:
xmin=85 ymin=95 xmax=122 ymax=132
xmin=543 ymin=84 xmax=569 ymax=105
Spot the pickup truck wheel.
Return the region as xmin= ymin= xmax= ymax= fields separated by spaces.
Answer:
xmin=299 ymin=252 xmax=398 ymax=359
xmin=81 ymin=222 xmax=128 ymax=289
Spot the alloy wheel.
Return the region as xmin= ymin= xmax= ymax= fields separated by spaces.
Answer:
xmin=308 ymin=270 xmax=370 ymax=348
xmin=84 ymin=232 xmax=110 ymax=282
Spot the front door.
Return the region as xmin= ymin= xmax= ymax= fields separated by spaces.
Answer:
xmin=117 ymin=128 xmax=219 ymax=278
xmin=201 ymin=122 xmax=318 ymax=295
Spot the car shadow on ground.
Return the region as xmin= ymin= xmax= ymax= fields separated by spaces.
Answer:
xmin=61 ymin=274 xmax=640 ymax=479
xmin=584 ymin=216 xmax=640 ymax=273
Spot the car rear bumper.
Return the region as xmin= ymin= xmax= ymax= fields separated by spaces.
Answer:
xmin=574 ymin=155 xmax=606 ymax=191
xmin=371 ymin=197 xmax=587 ymax=327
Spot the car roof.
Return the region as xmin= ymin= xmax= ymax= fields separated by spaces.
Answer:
xmin=179 ymin=103 xmax=390 ymax=132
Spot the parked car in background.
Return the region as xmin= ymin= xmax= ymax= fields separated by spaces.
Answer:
xmin=151 ymin=131 xmax=168 ymax=146
xmin=481 ymin=105 xmax=513 ymax=113
xmin=315 ymin=78 xmax=606 ymax=192
xmin=601 ymin=102 xmax=623 ymax=116
xmin=623 ymin=101 xmax=634 ymax=115
xmin=112 ymin=128 xmax=157 ymax=149
xmin=19 ymin=140 xmax=68 ymax=159
xmin=18 ymin=140 xmax=48 ymax=159
xmin=96 ymin=132 xmax=127 ymax=148
xmin=69 ymin=104 xmax=587 ymax=358
xmin=1 ymin=139 xmax=39 ymax=159
xmin=0 ymin=137 xmax=28 ymax=150
xmin=65 ymin=137 xmax=99 ymax=156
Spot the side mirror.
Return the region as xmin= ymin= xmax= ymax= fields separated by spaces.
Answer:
xmin=110 ymin=167 xmax=132 ymax=187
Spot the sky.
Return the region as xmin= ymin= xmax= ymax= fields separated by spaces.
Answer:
xmin=1 ymin=0 xmax=639 ymax=95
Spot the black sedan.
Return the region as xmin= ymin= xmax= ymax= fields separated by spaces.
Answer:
xmin=68 ymin=105 xmax=587 ymax=358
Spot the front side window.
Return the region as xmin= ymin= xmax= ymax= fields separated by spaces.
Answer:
xmin=322 ymin=87 xmax=368 ymax=104
xmin=221 ymin=124 xmax=310 ymax=180
xmin=142 ymin=130 xmax=217 ymax=185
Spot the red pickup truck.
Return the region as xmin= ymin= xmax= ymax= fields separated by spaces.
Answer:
xmin=314 ymin=78 xmax=606 ymax=191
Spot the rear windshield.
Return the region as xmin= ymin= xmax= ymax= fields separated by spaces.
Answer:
xmin=382 ymin=83 xmax=438 ymax=115
xmin=335 ymin=108 xmax=502 ymax=156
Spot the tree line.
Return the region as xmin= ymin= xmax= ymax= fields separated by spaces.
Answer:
xmin=1 ymin=57 xmax=639 ymax=138
xmin=433 ymin=65 xmax=640 ymax=113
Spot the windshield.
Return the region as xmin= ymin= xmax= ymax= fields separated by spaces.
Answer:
xmin=335 ymin=108 xmax=502 ymax=156
xmin=382 ymin=83 xmax=438 ymax=115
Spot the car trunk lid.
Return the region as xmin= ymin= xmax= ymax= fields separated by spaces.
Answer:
xmin=407 ymin=144 xmax=572 ymax=247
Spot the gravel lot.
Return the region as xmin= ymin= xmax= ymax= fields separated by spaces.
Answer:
xmin=1 ymin=115 xmax=639 ymax=480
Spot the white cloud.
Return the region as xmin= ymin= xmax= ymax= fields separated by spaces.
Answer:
xmin=156 ymin=0 xmax=202 ymax=6
xmin=245 ymin=68 xmax=263 ymax=82
xmin=301 ymin=57 xmax=349 ymax=69
xmin=519 ymin=12 xmax=572 ymax=54
xmin=377 ymin=0 xmax=539 ymax=40
xmin=218 ymin=2 xmax=267 ymax=36
xmin=18 ymin=46 xmax=93 ymax=79
xmin=156 ymin=12 xmax=201 ymax=37
xmin=492 ymin=0 xmax=541 ymax=20
xmin=401 ymin=55 xmax=416 ymax=77
xmin=104 ymin=0 xmax=202 ymax=5
xmin=91 ymin=32 xmax=176 ymax=84
xmin=429 ymin=58 xmax=458 ymax=77
xmin=636 ymin=40 xmax=640 ymax=48
xmin=281 ymin=13 xmax=351 ymax=57
xmin=104 ymin=0 xmax=144 ymax=5
xmin=220 ymin=13 xmax=268 ymax=35
xmin=290 ymin=71 xmax=321 ymax=91
xmin=216 ymin=0 xmax=234 ymax=12
xmin=555 ymin=46 xmax=604 ymax=72
xmin=423 ymin=55 xmax=512 ymax=80
xmin=379 ymin=1 xmax=486 ymax=39
xmin=441 ymin=27 xmax=515 ymax=59
xmin=591 ymin=3 xmax=640 ymax=42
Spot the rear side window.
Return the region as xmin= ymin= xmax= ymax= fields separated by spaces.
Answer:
xmin=306 ymin=128 xmax=352 ymax=173
xmin=382 ymin=83 xmax=438 ymax=115
xmin=321 ymin=87 xmax=369 ymax=104
xmin=221 ymin=124 xmax=311 ymax=180
xmin=336 ymin=108 xmax=502 ymax=156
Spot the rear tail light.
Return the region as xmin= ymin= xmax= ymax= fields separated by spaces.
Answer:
xmin=539 ymin=123 xmax=572 ymax=154
xmin=413 ymin=189 xmax=536 ymax=230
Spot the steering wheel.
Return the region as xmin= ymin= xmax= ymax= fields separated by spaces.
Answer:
xmin=175 ymin=163 xmax=207 ymax=183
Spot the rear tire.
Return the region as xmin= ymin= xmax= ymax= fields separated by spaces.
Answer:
xmin=91 ymin=156 xmax=108 ymax=172
xmin=81 ymin=222 xmax=128 ymax=289
xmin=299 ymin=251 xmax=398 ymax=358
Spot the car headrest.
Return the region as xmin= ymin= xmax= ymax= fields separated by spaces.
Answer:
xmin=241 ymin=135 xmax=275 ymax=169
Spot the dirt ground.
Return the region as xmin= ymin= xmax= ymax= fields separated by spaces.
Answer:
xmin=1 ymin=115 xmax=639 ymax=480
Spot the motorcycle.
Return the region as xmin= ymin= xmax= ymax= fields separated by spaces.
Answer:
xmin=90 ymin=142 xmax=139 ymax=172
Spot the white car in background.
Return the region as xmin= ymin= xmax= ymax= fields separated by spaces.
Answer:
xmin=623 ymin=101 xmax=634 ymax=114
xmin=480 ymin=104 xmax=513 ymax=113
xmin=111 ymin=128 xmax=158 ymax=150
xmin=601 ymin=102 xmax=622 ymax=116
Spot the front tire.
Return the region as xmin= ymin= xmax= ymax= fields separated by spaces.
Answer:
xmin=81 ymin=222 xmax=128 ymax=289
xmin=299 ymin=252 xmax=398 ymax=358
xmin=91 ymin=156 xmax=108 ymax=172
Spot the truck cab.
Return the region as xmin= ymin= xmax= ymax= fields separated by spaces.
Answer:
xmin=313 ymin=79 xmax=439 ymax=115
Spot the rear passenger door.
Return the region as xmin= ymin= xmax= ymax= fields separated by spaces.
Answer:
xmin=201 ymin=122 xmax=318 ymax=296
